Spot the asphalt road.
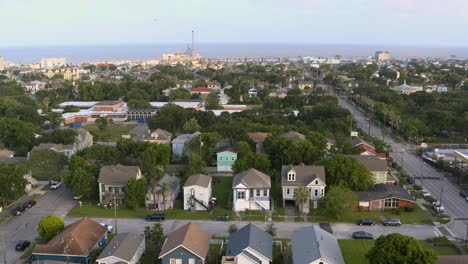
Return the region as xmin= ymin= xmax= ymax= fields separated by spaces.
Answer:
xmin=337 ymin=97 xmax=468 ymax=239
xmin=65 ymin=217 xmax=440 ymax=240
xmin=0 ymin=187 xmax=76 ymax=264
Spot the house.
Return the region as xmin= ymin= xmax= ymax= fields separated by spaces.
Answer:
xmin=350 ymin=136 xmax=386 ymax=159
xmin=223 ymin=223 xmax=272 ymax=264
xmin=98 ymin=164 xmax=142 ymax=206
xmin=159 ymin=223 xmax=210 ymax=264
xmin=248 ymin=88 xmax=258 ymax=97
xmin=291 ymin=225 xmax=345 ymax=264
xmin=391 ymin=81 xmax=423 ymax=95
xmin=281 ymin=165 xmax=326 ymax=212
xmin=247 ymin=132 xmax=270 ymax=153
xmin=96 ymin=233 xmax=145 ymax=264
xmin=146 ymin=174 xmax=180 ymax=210
xmin=298 ymin=81 xmax=315 ymax=90
xmin=355 ymin=183 xmax=415 ymax=211
xmin=75 ymin=128 xmax=94 ymax=151
xmin=30 ymin=143 xmax=76 ymax=159
xmin=190 ymin=87 xmax=214 ymax=99
xmin=145 ymin=128 xmax=173 ymax=144
xmin=232 ymin=168 xmax=271 ymax=211
xmin=325 ymin=138 xmax=336 ymax=151
xmin=348 ymin=155 xmax=388 ymax=184
xmin=183 ymin=174 xmax=212 ymax=211
xmin=281 ymin=131 xmax=306 ymax=142
xmin=32 ymin=217 xmax=108 ymax=264
xmin=172 ymin=131 xmax=201 ymax=158
xmin=24 ymin=80 xmax=48 ymax=94
xmin=216 ymin=146 xmax=238 ymax=172
xmin=436 ymin=84 xmax=448 ymax=93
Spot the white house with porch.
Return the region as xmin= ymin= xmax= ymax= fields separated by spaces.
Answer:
xmin=281 ymin=165 xmax=326 ymax=213
xmin=232 ymin=168 xmax=271 ymax=212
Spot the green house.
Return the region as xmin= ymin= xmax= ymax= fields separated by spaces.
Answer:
xmin=216 ymin=146 xmax=238 ymax=172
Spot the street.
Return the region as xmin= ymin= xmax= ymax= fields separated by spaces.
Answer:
xmin=338 ymin=97 xmax=468 ymax=240
xmin=65 ymin=217 xmax=440 ymax=240
xmin=0 ymin=187 xmax=76 ymax=264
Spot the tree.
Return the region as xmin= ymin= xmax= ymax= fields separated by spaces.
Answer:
xmin=322 ymin=154 xmax=374 ymax=191
xmin=205 ymin=92 xmax=222 ymax=110
xmin=366 ymin=233 xmax=436 ymax=264
xmin=0 ymin=162 xmax=27 ymax=206
xmin=183 ymin=117 xmax=200 ymax=133
xmin=265 ymin=223 xmax=276 ymax=237
xmin=294 ymin=186 xmax=310 ymax=215
xmin=228 ymin=224 xmax=238 ymax=234
xmin=64 ymin=156 xmax=99 ymax=199
xmin=37 ymin=215 xmax=65 ymax=241
xmin=63 ymin=105 xmax=80 ymax=113
xmin=125 ymin=177 xmax=147 ymax=209
xmin=233 ymin=141 xmax=271 ymax=174
xmin=184 ymin=154 xmax=206 ymax=178
xmin=39 ymin=129 xmax=77 ymax=145
xmin=0 ymin=118 xmax=38 ymax=154
xmin=141 ymin=143 xmax=171 ymax=179
xmin=95 ymin=117 xmax=108 ymax=136
xmin=27 ymin=150 xmax=68 ymax=182
xmin=144 ymin=223 xmax=166 ymax=262
xmin=185 ymin=132 xmax=221 ymax=162
xmin=319 ymin=186 xmax=357 ymax=220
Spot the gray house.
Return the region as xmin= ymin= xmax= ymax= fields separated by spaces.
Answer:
xmin=172 ymin=131 xmax=201 ymax=158
xmin=348 ymin=155 xmax=388 ymax=184
xmin=292 ymin=225 xmax=345 ymax=264
xmin=224 ymin=223 xmax=272 ymax=264
xmin=146 ymin=174 xmax=180 ymax=210
xmin=96 ymin=233 xmax=145 ymax=264
xmin=159 ymin=223 xmax=210 ymax=264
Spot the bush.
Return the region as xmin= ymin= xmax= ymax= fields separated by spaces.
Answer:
xmin=37 ymin=215 xmax=64 ymax=241
xmin=424 ymin=196 xmax=436 ymax=204
xmin=413 ymin=184 xmax=422 ymax=191
xmin=228 ymin=224 xmax=238 ymax=234
xmin=265 ymin=223 xmax=276 ymax=237
xmin=403 ymin=205 xmax=415 ymax=212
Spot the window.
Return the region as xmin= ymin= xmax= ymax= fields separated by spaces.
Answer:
xmin=288 ymin=172 xmax=296 ymax=181
xmin=188 ymin=259 xmax=195 ymax=264
xmin=108 ymin=187 xmax=113 ymax=193
xmin=219 ymin=156 xmax=222 ymax=161
xmin=101 ymin=184 xmax=105 ymax=192
xmin=286 ymin=188 xmax=290 ymax=195
xmin=384 ymin=198 xmax=400 ymax=208
xmin=315 ymin=180 xmax=318 ymax=185
xmin=321 ymin=189 xmax=324 ymax=195
xmin=315 ymin=189 xmax=318 ymax=197
xmin=256 ymin=189 xmax=261 ymax=196
xmin=232 ymin=157 xmax=235 ymax=161
xmin=264 ymin=189 xmax=268 ymax=196
xmin=237 ymin=191 xmax=245 ymax=199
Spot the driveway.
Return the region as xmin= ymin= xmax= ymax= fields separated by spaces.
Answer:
xmin=0 ymin=187 xmax=76 ymax=264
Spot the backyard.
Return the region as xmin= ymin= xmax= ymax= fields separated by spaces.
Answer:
xmin=82 ymin=122 xmax=136 ymax=142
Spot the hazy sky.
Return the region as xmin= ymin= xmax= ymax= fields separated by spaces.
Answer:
xmin=1 ymin=0 xmax=468 ymax=47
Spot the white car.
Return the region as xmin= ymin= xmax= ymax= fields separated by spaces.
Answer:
xmin=432 ymin=201 xmax=445 ymax=213
xmin=420 ymin=189 xmax=431 ymax=197
xmin=50 ymin=181 xmax=63 ymax=190
xmin=100 ymin=223 xmax=113 ymax=233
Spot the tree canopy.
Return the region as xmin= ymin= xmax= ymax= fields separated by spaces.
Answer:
xmin=322 ymin=154 xmax=374 ymax=191
xmin=38 ymin=215 xmax=65 ymax=241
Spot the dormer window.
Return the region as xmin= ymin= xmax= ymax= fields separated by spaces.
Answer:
xmin=288 ymin=171 xmax=296 ymax=181
xmin=315 ymin=180 xmax=318 ymax=185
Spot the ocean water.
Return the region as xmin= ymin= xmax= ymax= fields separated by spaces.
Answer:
xmin=1 ymin=43 xmax=467 ymax=64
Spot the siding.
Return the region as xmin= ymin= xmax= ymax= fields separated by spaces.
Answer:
xmin=161 ymin=247 xmax=205 ymax=264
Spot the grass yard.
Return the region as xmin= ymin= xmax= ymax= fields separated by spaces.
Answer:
xmin=383 ymin=206 xmax=432 ymax=225
xmin=308 ymin=208 xmax=382 ymax=223
xmin=338 ymin=239 xmax=374 ymax=264
xmin=68 ymin=202 xmax=154 ymax=218
xmin=82 ymin=123 xmax=136 ymax=142
xmin=421 ymin=237 xmax=460 ymax=255
xmin=208 ymin=244 xmax=225 ymax=264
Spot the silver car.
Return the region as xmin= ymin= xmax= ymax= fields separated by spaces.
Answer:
xmin=383 ymin=218 xmax=401 ymax=226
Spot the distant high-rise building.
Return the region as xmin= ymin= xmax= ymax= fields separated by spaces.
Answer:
xmin=0 ymin=56 xmax=4 ymax=71
xmin=40 ymin=57 xmax=67 ymax=69
xmin=375 ymin=51 xmax=390 ymax=63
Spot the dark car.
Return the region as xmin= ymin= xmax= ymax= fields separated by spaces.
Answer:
xmin=383 ymin=218 xmax=401 ymax=226
xmin=459 ymin=190 xmax=468 ymax=198
xmin=145 ymin=213 xmax=165 ymax=221
xmin=12 ymin=205 xmax=27 ymax=216
xmin=407 ymin=177 xmax=415 ymax=184
xmin=15 ymin=240 xmax=31 ymax=251
xmin=352 ymin=231 xmax=374 ymax=239
xmin=357 ymin=219 xmax=376 ymax=226
xmin=26 ymin=200 xmax=37 ymax=209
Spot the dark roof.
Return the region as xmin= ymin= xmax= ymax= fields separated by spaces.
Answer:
xmin=155 ymin=128 xmax=172 ymax=141
xmin=97 ymin=233 xmax=144 ymax=262
xmin=281 ymin=165 xmax=326 ymax=186
xmin=355 ymin=183 xmax=415 ymax=202
xmin=98 ymin=164 xmax=140 ymax=184
xmin=280 ymin=131 xmax=306 ymax=142
xmin=33 ymin=217 xmax=107 ymax=256
xmin=184 ymin=174 xmax=211 ymax=188
xmin=159 ymin=223 xmax=210 ymax=260
xmin=348 ymin=155 xmax=387 ymax=171
xmin=0 ymin=156 xmax=27 ymax=165
xmin=233 ymin=168 xmax=271 ymax=188
xmin=215 ymin=145 xmax=238 ymax=153
xmin=349 ymin=137 xmax=373 ymax=148
xmin=226 ymin=223 xmax=272 ymax=261
xmin=95 ymin=100 xmax=121 ymax=106
xmin=247 ymin=132 xmax=270 ymax=143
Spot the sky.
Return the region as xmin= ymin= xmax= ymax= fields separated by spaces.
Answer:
xmin=1 ymin=0 xmax=468 ymax=47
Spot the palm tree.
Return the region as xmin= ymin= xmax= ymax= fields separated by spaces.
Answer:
xmin=294 ymin=186 xmax=310 ymax=215
xmin=42 ymin=97 xmax=50 ymax=113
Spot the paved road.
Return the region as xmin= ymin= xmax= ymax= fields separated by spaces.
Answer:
xmin=65 ymin=217 xmax=440 ymax=240
xmin=0 ymin=187 xmax=76 ymax=264
xmin=337 ymin=97 xmax=468 ymax=239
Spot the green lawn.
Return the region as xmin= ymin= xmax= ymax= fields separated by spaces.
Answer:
xmin=68 ymin=202 xmax=154 ymax=218
xmin=339 ymin=239 xmax=374 ymax=264
xmin=208 ymin=244 xmax=225 ymax=264
xmin=82 ymin=123 xmax=136 ymax=142
xmin=383 ymin=206 xmax=432 ymax=225
xmin=421 ymin=237 xmax=460 ymax=255
xmin=308 ymin=208 xmax=382 ymax=223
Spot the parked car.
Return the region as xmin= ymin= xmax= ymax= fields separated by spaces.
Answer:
xmin=352 ymin=231 xmax=374 ymax=239
xmin=383 ymin=218 xmax=402 ymax=226
xmin=357 ymin=219 xmax=376 ymax=226
xmin=26 ymin=200 xmax=37 ymax=209
xmin=407 ymin=177 xmax=415 ymax=184
xmin=432 ymin=201 xmax=445 ymax=213
xmin=100 ymin=223 xmax=113 ymax=233
xmin=420 ymin=189 xmax=431 ymax=197
xmin=15 ymin=240 xmax=31 ymax=251
xmin=12 ymin=205 xmax=27 ymax=216
xmin=50 ymin=181 xmax=62 ymax=190
xmin=391 ymin=162 xmax=399 ymax=168
xmin=459 ymin=190 xmax=468 ymax=198
xmin=145 ymin=213 xmax=165 ymax=221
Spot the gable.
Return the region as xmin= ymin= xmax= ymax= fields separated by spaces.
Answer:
xmin=160 ymin=245 xmax=204 ymax=261
xmin=306 ymin=178 xmax=326 ymax=187
xmin=233 ymin=183 xmax=247 ymax=189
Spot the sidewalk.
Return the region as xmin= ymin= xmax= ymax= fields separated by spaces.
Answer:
xmin=0 ymin=184 xmax=48 ymax=220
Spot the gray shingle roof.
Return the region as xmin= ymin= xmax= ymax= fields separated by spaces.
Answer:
xmin=226 ymin=223 xmax=272 ymax=261
xmin=348 ymin=155 xmax=388 ymax=172
xmin=281 ymin=165 xmax=326 ymax=186
xmin=98 ymin=164 xmax=140 ymax=184
xmin=97 ymin=233 xmax=144 ymax=262
xmin=183 ymin=174 xmax=211 ymax=188
xmin=233 ymin=168 xmax=271 ymax=188
xmin=355 ymin=183 xmax=415 ymax=202
xmin=280 ymin=131 xmax=306 ymax=142
xmin=171 ymin=131 xmax=200 ymax=144
xmin=292 ymin=225 xmax=345 ymax=264
xmin=150 ymin=174 xmax=180 ymax=194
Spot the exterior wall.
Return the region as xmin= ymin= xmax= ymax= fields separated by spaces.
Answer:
xmin=146 ymin=190 xmax=179 ymax=210
xmin=244 ymin=248 xmax=270 ymax=264
xmin=371 ymin=171 xmax=387 ymax=185
xmin=161 ymin=247 xmax=205 ymax=264
xmin=359 ymin=199 xmax=413 ymax=211
xmin=233 ymin=188 xmax=270 ymax=212
xmin=217 ymin=151 xmax=237 ymax=172
xmin=172 ymin=143 xmax=185 ymax=158
xmin=131 ymin=237 xmax=146 ymax=264
xmin=99 ymin=183 xmax=126 ymax=204
xmin=282 ymin=181 xmax=326 ymax=203
xmin=183 ymin=185 xmax=211 ymax=211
